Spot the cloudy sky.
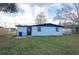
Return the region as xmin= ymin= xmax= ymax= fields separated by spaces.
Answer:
xmin=0 ymin=3 xmax=62 ymax=28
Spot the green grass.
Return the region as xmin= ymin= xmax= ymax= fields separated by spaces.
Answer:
xmin=0 ymin=34 xmax=79 ymax=55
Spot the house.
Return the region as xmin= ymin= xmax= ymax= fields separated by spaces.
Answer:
xmin=6 ymin=28 xmax=16 ymax=32
xmin=16 ymin=23 xmax=64 ymax=37
xmin=73 ymin=25 xmax=79 ymax=34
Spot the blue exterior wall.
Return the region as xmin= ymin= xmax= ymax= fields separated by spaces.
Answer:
xmin=32 ymin=26 xmax=63 ymax=36
xmin=16 ymin=26 xmax=63 ymax=37
xmin=17 ymin=27 xmax=27 ymax=37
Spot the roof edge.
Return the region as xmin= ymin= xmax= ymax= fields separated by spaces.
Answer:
xmin=16 ymin=23 xmax=64 ymax=27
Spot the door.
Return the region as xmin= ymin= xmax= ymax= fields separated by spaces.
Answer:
xmin=27 ymin=26 xmax=32 ymax=36
xmin=19 ymin=32 xmax=22 ymax=37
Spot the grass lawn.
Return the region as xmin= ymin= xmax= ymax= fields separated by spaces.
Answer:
xmin=0 ymin=34 xmax=79 ymax=55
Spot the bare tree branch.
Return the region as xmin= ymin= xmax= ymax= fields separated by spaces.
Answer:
xmin=54 ymin=3 xmax=79 ymax=24
xmin=35 ymin=12 xmax=46 ymax=24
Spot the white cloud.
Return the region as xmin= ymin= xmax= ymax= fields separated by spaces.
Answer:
xmin=0 ymin=3 xmax=59 ymax=28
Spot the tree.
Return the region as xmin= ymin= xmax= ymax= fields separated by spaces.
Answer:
xmin=54 ymin=3 xmax=79 ymax=24
xmin=0 ymin=3 xmax=18 ymax=13
xmin=62 ymin=3 xmax=79 ymax=23
xmin=35 ymin=12 xmax=46 ymax=24
xmin=54 ymin=3 xmax=79 ymax=34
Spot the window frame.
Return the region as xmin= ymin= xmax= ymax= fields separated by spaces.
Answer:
xmin=56 ymin=27 xmax=59 ymax=32
xmin=37 ymin=26 xmax=41 ymax=32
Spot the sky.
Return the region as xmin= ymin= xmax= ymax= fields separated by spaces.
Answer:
xmin=0 ymin=3 xmax=65 ymax=28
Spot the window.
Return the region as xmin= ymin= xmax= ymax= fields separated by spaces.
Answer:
xmin=56 ymin=27 xmax=59 ymax=32
xmin=38 ymin=26 xmax=41 ymax=32
xmin=76 ymin=27 xmax=79 ymax=33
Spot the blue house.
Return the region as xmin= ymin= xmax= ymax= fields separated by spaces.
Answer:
xmin=16 ymin=23 xmax=64 ymax=37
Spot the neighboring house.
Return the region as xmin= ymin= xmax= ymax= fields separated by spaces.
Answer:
xmin=63 ymin=28 xmax=72 ymax=35
xmin=6 ymin=28 xmax=16 ymax=32
xmin=16 ymin=23 xmax=64 ymax=37
xmin=74 ymin=25 xmax=79 ymax=34
xmin=63 ymin=24 xmax=78 ymax=34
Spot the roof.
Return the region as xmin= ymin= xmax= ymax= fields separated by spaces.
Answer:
xmin=16 ymin=23 xmax=64 ymax=27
